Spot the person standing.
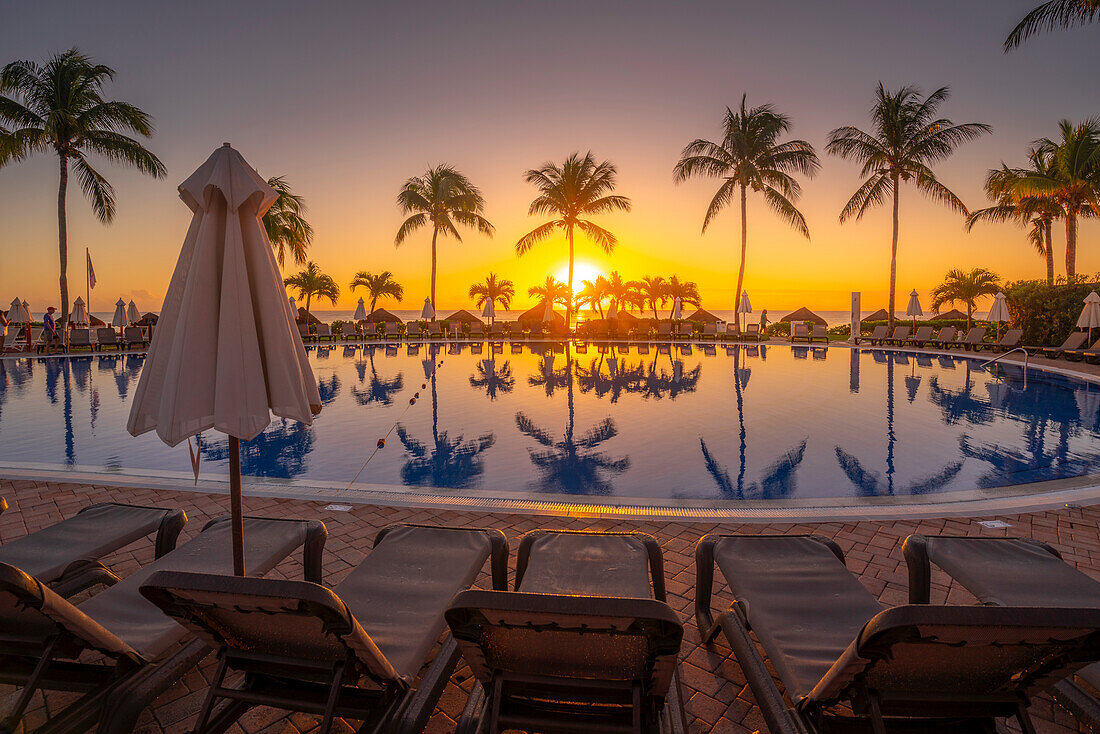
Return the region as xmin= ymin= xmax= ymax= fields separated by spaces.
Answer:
xmin=43 ymin=306 xmax=61 ymax=354
xmin=759 ymin=308 xmax=769 ymax=337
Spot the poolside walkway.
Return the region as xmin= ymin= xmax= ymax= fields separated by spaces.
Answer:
xmin=2 ymin=478 xmax=1098 ymax=733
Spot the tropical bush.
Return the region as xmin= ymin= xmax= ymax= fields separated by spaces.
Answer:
xmin=1003 ymin=276 xmax=1100 ymax=346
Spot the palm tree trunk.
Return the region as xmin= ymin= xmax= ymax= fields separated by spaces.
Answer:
xmin=888 ymin=177 xmax=899 ymax=330
xmin=1043 ymin=219 xmax=1054 ymax=285
xmin=305 ymin=292 xmax=312 ymax=319
xmin=966 ymin=304 xmax=972 ymax=330
xmin=430 ymin=227 xmax=439 ymax=319
xmin=1066 ymin=212 xmax=1077 ymax=279
xmin=566 ymin=226 xmax=575 ymax=327
xmin=734 ymin=182 xmax=748 ymax=333
xmin=58 ymin=154 xmax=70 ymax=326
xmin=370 ymin=295 xmax=378 ymax=316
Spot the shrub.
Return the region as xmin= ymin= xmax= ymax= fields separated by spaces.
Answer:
xmin=1003 ymin=276 xmax=1100 ymax=346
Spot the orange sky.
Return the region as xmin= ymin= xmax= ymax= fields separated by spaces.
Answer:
xmin=1 ymin=2 xmax=1097 ymax=316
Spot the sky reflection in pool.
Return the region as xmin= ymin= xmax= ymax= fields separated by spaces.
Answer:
xmin=1 ymin=343 xmax=1098 ymax=501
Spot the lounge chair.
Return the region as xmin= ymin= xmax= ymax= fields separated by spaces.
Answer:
xmin=1 ymin=330 xmax=19 ymax=352
xmin=313 ymin=323 xmax=333 ymax=341
xmin=296 ymin=323 xmax=315 ymax=342
xmin=447 ymin=530 xmax=686 ymax=734
xmin=527 ymin=323 xmax=543 ymax=339
xmin=382 ymin=321 xmax=401 ymax=340
xmin=955 ymin=326 xmax=987 ymax=350
xmin=1064 ymin=338 xmax=1100 ymax=362
xmin=0 ymin=502 xmax=186 ymax=597
xmin=927 ymin=326 xmax=957 ymax=348
xmin=742 ymin=322 xmax=760 ymax=341
xmin=341 ymin=322 xmax=360 ymax=341
xmin=0 ymin=515 xmax=326 ymax=733
xmin=140 ymin=524 xmax=506 ymax=734
xmin=119 ymin=325 xmax=147 ymax=349
xmin=67 ymin=328 xmax=94 ymax=352
xmin=904 ymin=534 xmax=1100 ymax=727
xmin=696 ymin=533 xmax=1100 ymax=734
xmin=810 ymin=324 xmax=828 ymax=343
xmin=721 ymin=323 xmax=738 ymax=341
xmin=657 ymin=321 xmax=672 ymax=340
xmin=883 ymin=325 xmax=910 ymax=345
xmin=984 ymin=328 xmax=1023 ymax=352
xmin=864 ymin=325 xmax=889 ymax=345
xmin=427 ymin=321 xmax=444 ymax=339
xmin=1037 ymin=331 xmax=1087 ymax=359
xmin=904 ymin=325 xmax=934 ymax=346
xmin=789 ymin=323 xmax=811 ymax=342
xmin=676 ymin=322 xmax=693 ymax=339
xmin=701 ymin=323 xmax=717 ymax=340
xmin=446 ymin=322 xmax=462 ymax=339
xmin=95 ymin=327 xmax=121 ymax=351
xmin=488 ymin=322 xmax=504 ymax=340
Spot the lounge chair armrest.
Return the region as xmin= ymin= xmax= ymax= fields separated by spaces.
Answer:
xmin=153 ymin=509 xmax=188 ymax=559
xmin=901 ymin=534 xmax=932 ymax=604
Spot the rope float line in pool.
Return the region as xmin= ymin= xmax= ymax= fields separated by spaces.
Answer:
xmin=343 ymin=352 xmax=446 ymax=490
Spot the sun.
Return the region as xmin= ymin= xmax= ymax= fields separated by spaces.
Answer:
xmin=554 ymin=261 xmax=603 ymax=288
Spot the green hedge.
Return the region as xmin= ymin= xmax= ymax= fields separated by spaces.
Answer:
xmin=1003 ymin=277 xmax=1100 ymax=347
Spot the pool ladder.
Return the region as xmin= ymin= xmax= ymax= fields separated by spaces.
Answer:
xmin=978 ymin=347 xmax=1029 ymax=391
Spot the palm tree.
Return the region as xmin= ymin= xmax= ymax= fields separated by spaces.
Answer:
xmin=468 ymin=272 xmax=515 ymax=315
xmin=263 ymin=176 xmax=314 ymax=268
xmin=930 ymin=268 xmax=1002 ymax=329
xmin=603 ymin=271 xmax=639 ymax=314
xmin=674 ymin=95 xmax=819 ymax=328
xmin=638 ymin=276 xmax=668 ymax=320
xmin=663 ymin=275 xmax=701 ymax=318
xmin=527 ymin=276 xmax=571 ymax=310
xmin=395 ymin=164 xmax=494 ymax=317
xmin=967 ymin=150 xmax=1062 ymax=284
xmin=284 ymin=261 xmax=340 ymax=319
xmin=349 ymin=270 xmax=404 ymax=315
xmin=516 ymin=152 xmax=631 ymax=325
xmin=0 ymin=49 xmax=166 ymax=324
xmin=1005 ymin=0 xmax=1100 ymax=50
xmin=575 ymin=277 xmax=609 ymax=317
xmin=1013 ymin=119 xmax=1100 ymax=278
xmin=827 ymin=84 xmax=990 ymax=329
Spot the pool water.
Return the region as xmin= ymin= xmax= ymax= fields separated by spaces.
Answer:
xmin=1 ymin=343 xmax=1098 ymax=501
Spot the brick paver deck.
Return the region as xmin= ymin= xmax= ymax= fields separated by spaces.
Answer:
xmin=2 ymin=477 xmax=1097 ymax=733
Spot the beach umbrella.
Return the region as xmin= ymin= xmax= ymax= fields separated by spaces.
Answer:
xmin=737 ymin=291 xmax=752 ymax=332
xmin=481 ymin=299 xmax=495 ymax=323
xmin=127 ymin=300 xmax=141 ymax=325
xmin=1077 ymin=291 xmax=1100 ymax=344
xmin=905 ymin=289 xmax=923 ymax=328
xmin=69 ymin=296 xmax=89 ymax=327
xmin=606 ymin=301 xmax=618 ymax=320
xmin=127 ymin=143 xmax=320 ymax=576
xmin=353 ymin=298 xmax=367 ymax=322
xmin=111 ymin=299 xmax=128 ymax=328
xmin=671 ymin=297 xmax=682 ymax=321
xmin=987 ymin=292 xmax=1010 ymax=339
xmin=421 ymin=297 xmax=435 ymax=321
xmin=542 ymin=300 xmax=554 ymax=322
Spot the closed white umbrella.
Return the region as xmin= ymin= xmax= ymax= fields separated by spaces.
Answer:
xmin=737 ymin=291 xmax=752 ymax=331
xmin=987 ymin=292 xmax=1010 ymax=339
xmin=481 ymin=299 xmax=495 ymax=323
xmin=1077 ymin=291 xmax=1100 ymax=343
xmin=353 ymin=297 xmax=367 ymax=322
xmin=127 ymin=300 xmax=141 ymax=324
xmin=605 ymin=301 xmax=618 ymax=320
xmin=112 ymin=299 xmax=128 ymax=328
xmin=69 ymin=296 xmax=89 ymax=327
xmin=421 ymin=297 xmax=435 ymax=321
xmin=671 ymin=297 xmax=682 ymax=321
xmin=7 ymin=298 xmax=28 ymax=324
xmin=127 ymin=143 xmax=321 ymax=575
xmin=906 ymin=289 xmax=923 ymax=328
xmin=542 ymin=300 xmax=554 ymax=322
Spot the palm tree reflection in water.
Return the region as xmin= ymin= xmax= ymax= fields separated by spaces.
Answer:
xmin=469 ymin=358 xmax=515 ymax=401
xmin=516 ymin=344 xmax=629 ymax=495
xmin=352 ymin=347 xmax=404 ymax=406
xmin=200 ymin=419 xmax=316 ymax=479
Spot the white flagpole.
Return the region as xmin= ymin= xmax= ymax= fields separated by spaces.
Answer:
xmin=86 ymin=247 xmax=91 ymax=316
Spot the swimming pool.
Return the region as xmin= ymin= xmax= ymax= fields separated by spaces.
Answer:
xmin=1 ymin=343 xmax=1098 ymax=511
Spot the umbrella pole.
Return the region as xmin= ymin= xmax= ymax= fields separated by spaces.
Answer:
xmin=229 ymin=436 xmax=245 ymax=576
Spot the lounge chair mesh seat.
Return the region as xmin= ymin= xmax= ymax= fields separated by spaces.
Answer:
xmin=0 ymin=502 xmax=185 ymax=595
xmin=696 ymin=534 xmax=1100 ymax=734
xmin=0 ymin=515 xmax=324 ymax=733
xmin=447 ymin=529 xmax=685 ymax=733
xmin=140 ymin=524 xmax=506 ymax=734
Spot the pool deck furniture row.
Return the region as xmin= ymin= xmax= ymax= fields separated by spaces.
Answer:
xmin=3 ymin=491 xmax=1100 ymax=734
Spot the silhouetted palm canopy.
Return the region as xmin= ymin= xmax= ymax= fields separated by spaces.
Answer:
xmin=468 ymin=272 xmax=515 ymax=310
xmin=930 ymin=268 xmax=1002 ymax=328
xmin=527 ymin=276 xmax=571 ymax=311
xmin=674 ymin=96 xmax=818 ymax=324
xmin=827 ymin=84 xmax=990 ymax=328
xmin=0 ymin=48 xmax=166 ymax=324
xmin=350 ymin=270 xmax=404 ymax=314
xmin=263 ymin=176 xmax=314 ymax=267
xmin=516 ymin=152 xmax=631 ymax=323
xmin=284 ymin=261 xmax=340 ymax=316
xmin=1005 ymin=0 xmax=1100 ymax=50
xmin=1012 ymin=119 xmax=1100 ymax=278
xmin=638 ymin=276 xmax=668 ymax=320
xmin=967 ymin=149 xmax=1062 ymax=283
xmin=395 ymin=164 xmax=494 ymax=316
xmin=664 ymin=276 xmax=701 ymax=318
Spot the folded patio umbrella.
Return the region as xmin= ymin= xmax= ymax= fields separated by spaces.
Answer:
xmin=906 ymin=289 xmax=923 ymax=327
xmin=606 ymin=301 xmax=618 ymax=320
xmin=127 ymin=143 xmax=321 ymax=575
xmin=69 ymin=296 xmax=89 ymax=327
xmin=112 ymin=299 xmax=128 ymax=328
xmin=128 ymin=300 xmax=141 ymax=324
xmin=421 ymin=297 xmax=435 ymax=321
xmin=987 ymin=292 xmax=1010 ymax=339
xmin=353 ymin=297 xmax=367 ymax=322
xmin=543 ymin=300 xmax=555 ymax=322
xmin=671 ymin=297 xmax=682 ymax=320
xmin=481 ymin=299 xmax=495 ymax=322
xmin=1078 ymin=291 xmax=1100 ymax=343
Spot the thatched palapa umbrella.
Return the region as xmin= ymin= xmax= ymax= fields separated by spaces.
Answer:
xmin=128 ymin=143 xmax=320 ymax=575
xmin=686 ymin=308 xmax=721 ymax=323
xmin=780 ymin=307 xmax=826 ymax=326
